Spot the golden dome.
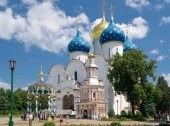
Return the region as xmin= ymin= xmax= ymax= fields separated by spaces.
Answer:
xmin=88 ymin=52 xmax=95 ymax=58
xmin=92 ymin=17 xmax=108 ymax=42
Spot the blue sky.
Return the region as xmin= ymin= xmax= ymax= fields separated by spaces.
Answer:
xmin=0 ymin=0 xmax=170 ymax=89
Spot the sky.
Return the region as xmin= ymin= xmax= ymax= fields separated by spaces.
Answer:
xmin=0 ymin=0 xmax=170 ymax=90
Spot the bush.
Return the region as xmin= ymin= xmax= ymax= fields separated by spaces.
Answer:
xmin=108 ymin=109 xmax=115 ymax=118
xmin=110 ymin=122 xmax=121 ymax=126
xmin=127 ymin=111 xmax=133 ymax=118
xmin=43 ymin=121 xmax=56 ymax=126
xmin=159 ymin=123 xmax=170 ymax=126
xmin=120 ymin=110 xmax=127 ymax=117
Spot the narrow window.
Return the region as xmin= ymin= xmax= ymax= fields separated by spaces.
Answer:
xmin=108 ymin=48 xmax=110 ymax=58
xmin=93 ymin=93 xmax=96 ymax=98
xmin=58 ymin=74 xmax=60 ymax=84
xmin=116 ymin=48 xmax=118 ymax=53
xmin=74 ymin=71 xmax=77 ymax=81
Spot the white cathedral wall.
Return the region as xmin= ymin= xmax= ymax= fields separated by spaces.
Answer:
xmin=101 ymin=41 xmax=124 ymax=60
xmin=93 ymin=40 xmax=102 ymax=55
xmin=48 ymin=64 xmax=65 ymax=91
xmin=113 ymin=94 xmax=130 ymax=115
xmin=69 ymin=51 xmax=88 ymax=63
xmin=66 ymin=59 xmax=86 ymax=84
xmin=55 ymin=80 xmax=80 ymax=115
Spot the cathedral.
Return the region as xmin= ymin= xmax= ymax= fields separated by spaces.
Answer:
xmin=47 ymin=1 xmax=137 ymax=119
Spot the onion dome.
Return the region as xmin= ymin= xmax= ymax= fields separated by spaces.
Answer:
xmin=124 ymin=37 xmax=137 ymax=51
xmin=68 ymin=31 xmax=90 ymax=53
xmin=92 ymin=17 xmax=108 ymax=41
xmin=100 ymin=20 xmax=126 ymax=44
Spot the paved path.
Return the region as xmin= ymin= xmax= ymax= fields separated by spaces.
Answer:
xmin=0 ymin=117 xmax=163 ymax=126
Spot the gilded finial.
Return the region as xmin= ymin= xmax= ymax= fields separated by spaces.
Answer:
xmin=125 ymin=24 xmax=130 ymax=38
xmin=102 ymin=0 xmax=106 ymax=21
xmin=39 ymin=65 xmax=44 ymax=81
xmin=76 ymin=16 xmax=82 ymax=31
xmin=88 ymin=44 xmax=95 ymax=58
xmin=109 ymin=4 xmax=114 ymax=21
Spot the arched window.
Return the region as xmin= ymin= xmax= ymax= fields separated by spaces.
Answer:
xmin=58 ymin=74 xmax=60 ymax=84
xmin=63 ymin=94 xmax=74 ymax=110
xmin=108 ymin=48 xmax=110 ymax=58
xmin=74 ymin=71 xmax=77 ymax=81
xmin=63 ymin=95 xmax=69 ymax=109
xmin=68 ymin=94 xmax=74 ymax=110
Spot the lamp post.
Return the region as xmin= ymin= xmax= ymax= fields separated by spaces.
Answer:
xmin=9 ymin=60 xmax=16 ymax=126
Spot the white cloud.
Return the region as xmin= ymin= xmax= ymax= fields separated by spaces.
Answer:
xmin=0 ymin=8 xmax=26 ymax=40
xmin=156 ymin=55 xmax=166 ymax=61
xmin=160 ymin=16 xmax=170 ymax=25
xmin=150 ymin=48 xmax=159 ymax=55
xmin=0 ymin=0 xmax=7 ymax=7
xmin=154 ymin=4 xmax=164 ymax=11
xmin=164 ymin=0 xmax=170 ymax=4
xmin=117 ymin=17 xmax=149 ymax=40
xmin=162 ymin=73 xmax=170 ymax=86
xmin=0 ymin=80 xmax=10 ymax=90
xmin=0 ymin=1 xmax=91 ymax=54
xmin=22 ymin=0 xmax=38 ymax=5
xmin=159 ymin=40 xmax=165 ymax=44
xmin=125 ymin=0 xmax=150 ymax=10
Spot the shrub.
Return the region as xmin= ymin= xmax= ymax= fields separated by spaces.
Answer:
xmin=43 ymin=121 xmax=56 ymax=126
xmin=159 ymin=123 xmax=170 ymax=126
xmin=108 ymin=109 xmax=115 ymax=118
xmin=110 ymin=122 xmax=121 ymax=126
xmin=120 ymin=110 xmax=127 ymax=117
xmin=127 ymin=111 xmax=133 ymax=118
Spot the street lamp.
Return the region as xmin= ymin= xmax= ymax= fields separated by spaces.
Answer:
xmin=9 ymin=60 xmax=16 ymax=126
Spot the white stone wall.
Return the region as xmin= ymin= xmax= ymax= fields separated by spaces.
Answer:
xmin=69 ymin=51 xmax=88 ymax=63
xmin=102 ymin=41 xmax=124 ymax=60
xmin=55 ymin=80 xmax=80 ymax=115
xmin=48 ymin=64 xmax=65 ymax=91
xmin=66 ymin=60 xmax=86 ymax=84
xmin=113 ymin=94 xmax=130 ymax=115
xmin=93 ymin=40 xmax=102 ymax=55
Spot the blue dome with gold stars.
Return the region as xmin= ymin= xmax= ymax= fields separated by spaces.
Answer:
xmin=124 ymin=37 xmax=137 ymax=51
xmin=100 ymin=20 xmax=125 ymax=44
xmin=68 ymin=31 xmax=90 ymax=53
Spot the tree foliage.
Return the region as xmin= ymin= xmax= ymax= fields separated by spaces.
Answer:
xmin=107 ymin=50 xmax=157 ymax=115
xmin=155 ymin=76 xmax=170 ymax=113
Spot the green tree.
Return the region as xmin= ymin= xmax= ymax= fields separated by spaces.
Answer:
xmin=155 ymin=76 xmax=170 ymax=112
xmin=107 ymin=50 xmax=156 ymax=115
xmin=14 ymin=88 xmax=27 ymax=112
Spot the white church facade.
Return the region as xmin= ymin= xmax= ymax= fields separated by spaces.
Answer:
xmin=47 ymin=2 xmax=137 ymax=119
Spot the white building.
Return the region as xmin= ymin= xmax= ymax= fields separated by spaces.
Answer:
xmin=48 ymin=2 xmax=137 ymax=118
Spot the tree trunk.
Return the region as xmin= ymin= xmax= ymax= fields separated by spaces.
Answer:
xmin=131 ymin=101 xmax=135 ymax=116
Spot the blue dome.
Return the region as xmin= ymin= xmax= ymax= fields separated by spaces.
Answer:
xmin=124 ymin=37 xmax=137 ymax=52
xmin=68 ymin=31 xmax=90 ymax=53
xmin=100 ymin=20 xmax=126 ymax=44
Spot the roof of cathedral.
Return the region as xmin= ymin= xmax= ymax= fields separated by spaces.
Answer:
xmin=91 ymin=17 xmax=108 ymax=42
xmin=124 ymin=36 xmax=137 ymax=52
xmin=68 ymin=31 xmax=90 ymax=53
xmin=100 ymin=19 xmax=126 ymax=44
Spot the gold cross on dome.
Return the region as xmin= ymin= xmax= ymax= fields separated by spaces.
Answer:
xmin=109 ymin=3 xmax=114 ymax=21
xmin=124 ymin=24 xmax=130 ymax=36
xmin=102 ymin=0 xmax=106 ymax=17
xmin=76 ymin=16 xmax=82 ymax=31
